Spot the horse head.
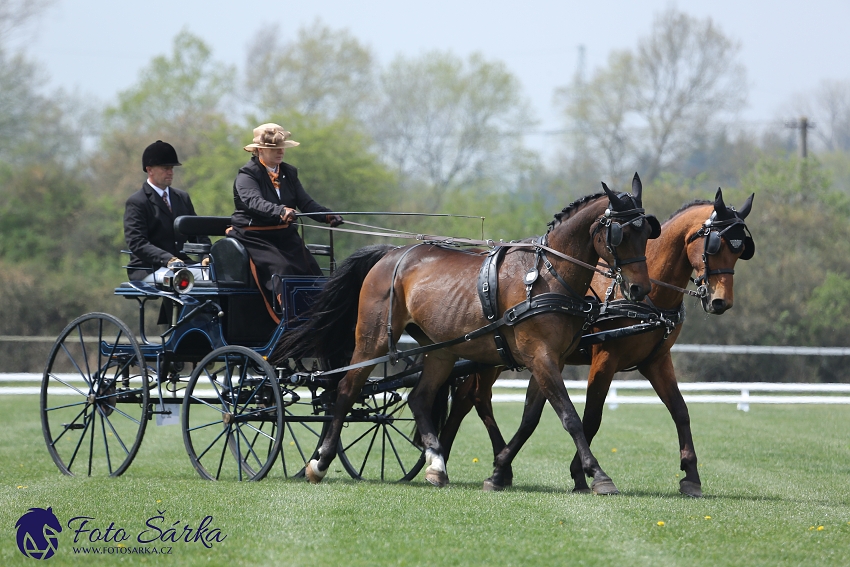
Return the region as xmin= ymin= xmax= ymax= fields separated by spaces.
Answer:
xmin=685 ymin=188 xmax=756 ymax=314
xmin=596 ymin=173 xmax=660 ymax=301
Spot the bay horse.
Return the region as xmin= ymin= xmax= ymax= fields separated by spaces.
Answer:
xmin=273 ymin=178 xmax=660 ymax=491
xmin=437 ymin=188 xmax=755 ymax=497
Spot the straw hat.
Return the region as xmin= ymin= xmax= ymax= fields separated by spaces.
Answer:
xmin=243 ymin=123 xmax=300 ymax=152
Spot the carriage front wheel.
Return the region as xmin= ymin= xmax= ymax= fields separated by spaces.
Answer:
xmin=40 ymin=312 xmax=151 ymax=477
xmin=182 ymin=346 xmax=284 ymax=481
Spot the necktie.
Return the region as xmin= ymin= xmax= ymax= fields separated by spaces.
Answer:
xmin=162 ymin=191 xmax=172 ymax=213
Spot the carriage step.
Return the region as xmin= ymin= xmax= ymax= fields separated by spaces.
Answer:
xmin=62 ymin=423 xmax=86 ymax=430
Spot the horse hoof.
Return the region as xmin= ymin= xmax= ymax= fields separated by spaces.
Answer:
xmin=425 ymin=468 xmax=449 ymax=488
xmin=591 ymin=478 xmax=620 ymax=495
xmin=305 ymin=459 xmax=327 ymax=484
xmin=572 ymin=487 xmax=592 ymax=494
xmin=482 ymin=478 xmax=506 ymax=492
xmin=679 ymin=480 xmax=703 ymax=498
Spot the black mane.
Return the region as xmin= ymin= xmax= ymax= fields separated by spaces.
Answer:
xmin=551 ymin=192 xmax=606 ymax=226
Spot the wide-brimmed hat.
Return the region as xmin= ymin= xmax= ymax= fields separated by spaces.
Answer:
xmin=243 ymin=123 xmax=300 ymax=152
xmin=142 ymin=140 xmax=181 ymax=172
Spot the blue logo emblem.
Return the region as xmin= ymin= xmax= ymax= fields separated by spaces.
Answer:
xmin=15 ymin=507 xmax=62 ymax=560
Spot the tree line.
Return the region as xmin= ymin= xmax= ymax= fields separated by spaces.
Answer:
xmin=1 ymin=3 xmax=850 ymax=380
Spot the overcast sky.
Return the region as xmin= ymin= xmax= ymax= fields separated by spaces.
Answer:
xmin=13 ymin=0 xmax=850 ymax=156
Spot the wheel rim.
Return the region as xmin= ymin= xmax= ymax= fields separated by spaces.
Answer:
xmin=41 ymin=313 xmax=150 ymax=477
xmin=337 ymin=387 xmax=425 ymax=482
xmin=265 ymin=357 xmax=330 ymax=480
xmin=182 ymin=346 xmax=283 ymax=481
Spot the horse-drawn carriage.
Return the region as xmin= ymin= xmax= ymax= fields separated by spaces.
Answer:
xmin=40 ymin=176 xmax=755 ymax=496
xmin=40 ymin=215 xmax=448 ymax=482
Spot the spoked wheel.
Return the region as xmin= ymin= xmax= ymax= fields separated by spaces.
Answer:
xmin=41 ymin=312 xmax=151 ymax=477
xmin=182 ymin=346 xmax=283 ymax=481
xmin=266 ymin=357 xmax=335 ymax=480
xmin=335 ymin=360 xmax=426 ymax=482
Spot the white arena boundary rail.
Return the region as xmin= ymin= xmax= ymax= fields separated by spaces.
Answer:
xmin=2 ymin=342 xmax=850 ymax=411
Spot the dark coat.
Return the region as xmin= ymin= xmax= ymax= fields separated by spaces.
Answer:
xmin=230 ymin=157 xmax=333 ymax=318
xmin=123 ymin=182 xmax=210 ymax=279
xmin=231 ymin=157 xmax=330 ymax=227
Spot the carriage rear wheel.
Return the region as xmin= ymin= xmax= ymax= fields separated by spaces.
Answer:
xmin=334 ymin=359 xmax=426 ymax=482
xmin=41 ymin=312 xmax=150 ymax=477
xmin=182 ymin=346 xmax=283 ymax=481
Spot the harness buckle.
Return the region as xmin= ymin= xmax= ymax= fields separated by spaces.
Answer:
xmin=697 ymin=284 xmax=708 ymax=298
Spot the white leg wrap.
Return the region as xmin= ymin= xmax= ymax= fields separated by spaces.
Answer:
xmin=308 ymin=459 xmax=327 ymax=479
xmin=425 ymin=449 xmax=445 ymax=473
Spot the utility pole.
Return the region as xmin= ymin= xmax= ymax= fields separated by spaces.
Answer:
xmin=785 ymin=116 xmax=815 ymax=158
xmin=785 ymin=116 xmax=816 ymax=191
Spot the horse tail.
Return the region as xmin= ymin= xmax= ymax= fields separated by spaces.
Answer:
xmin=270 ymin=244 xmax=397 ymax=365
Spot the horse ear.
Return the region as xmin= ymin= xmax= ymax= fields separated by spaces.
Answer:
xmin=714 ymin=188 xmax=727 ymax=216
xmin=631 ymin=172 xmax=643 ymax=206
xmin=601 ymin=182 xmax=621 ymax=209
xmin=737 ymin=193 xmax=755 ymax=219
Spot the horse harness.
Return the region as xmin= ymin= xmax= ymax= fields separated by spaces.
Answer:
xmin=311 ymin=202 xmax=655 ymax=376
xmin=576 ymin=298 xmax=686 ymax=370
xmin=687 ymin=210 xmax=755 ymax=297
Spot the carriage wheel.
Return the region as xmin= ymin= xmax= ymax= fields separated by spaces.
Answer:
xmin=265 ymin=356 xmax=335 ymax=480
xmin=182 ymin=346 xmax=283 ymax=481
xmin=41 ymin=312 xmax=150 ymax=477
xmin=335 ymin=362 xmax=426 ymax=482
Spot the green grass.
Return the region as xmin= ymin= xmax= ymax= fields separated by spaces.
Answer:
xmin=3 ymin=396 xmax=850 ymax=566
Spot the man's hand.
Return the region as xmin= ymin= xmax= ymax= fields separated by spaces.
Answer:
xmin=327 ymin=214 xmax=344 ymax=227
xmin=201 ymin=256 xmax=210 ymax=267
xmin=166 ymin=257 xmax=186 ymax=269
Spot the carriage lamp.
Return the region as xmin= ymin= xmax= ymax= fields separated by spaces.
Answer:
xmin=155 ymin=267 xmax=195 ymax=294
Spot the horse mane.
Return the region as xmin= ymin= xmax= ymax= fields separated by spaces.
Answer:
xmin=551 ymin=192 xmax=606 ymax=226
xmin=667 ymin=199 xmax=712 ymax=221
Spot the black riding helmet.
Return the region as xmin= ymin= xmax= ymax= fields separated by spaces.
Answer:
xmin=142 ymin=140 xmax=182 ymax=172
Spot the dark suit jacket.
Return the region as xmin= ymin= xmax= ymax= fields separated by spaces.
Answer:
xmin=123 ymin=182 xmax=210 ymax=279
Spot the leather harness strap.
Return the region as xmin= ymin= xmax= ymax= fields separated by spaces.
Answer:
xmin=476 ymin=246 xmax=522 ymax=369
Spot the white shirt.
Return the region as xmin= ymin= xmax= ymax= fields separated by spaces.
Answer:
xmin=148 ymin=180 xmax=171 ymax=208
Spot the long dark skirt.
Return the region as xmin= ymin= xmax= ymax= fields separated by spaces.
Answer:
xmin=229 ymin=226 xmax=322 ymax=322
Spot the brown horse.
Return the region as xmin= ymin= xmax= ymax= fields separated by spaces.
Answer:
xmin=437 ymin=188 xmax=755 ymax=497
xmin=274 ymin=178 xmax=660 ymax=491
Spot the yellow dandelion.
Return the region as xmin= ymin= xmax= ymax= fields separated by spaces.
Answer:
xmin=657 ymin=521 xmax=665 ymax=527
xmin=817 ymin=526 xmax=824 ymax=531
xmin=156 ymin=499 xmax=162 ymax=504
xmin=611 ymin=448 xmax=617 ymax=453
xmin=118 ymin=543 xmax=126 ymax=548
xmin=704 ymin=516 xmax=711 ymax=520
xmin=290 ymin=441 xmax=295 ymax=446
xmin=16 ymin=485 xmax=23 ymax=489
xmin=809 ymin=526 xmax=815 ymax=530
xmin=472 ymin=458 xmax=479 ymax=463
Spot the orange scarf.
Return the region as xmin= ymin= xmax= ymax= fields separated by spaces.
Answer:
xmin=259 ymin=158 xmax=280 ymax=190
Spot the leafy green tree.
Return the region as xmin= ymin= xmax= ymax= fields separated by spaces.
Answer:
xmin=371 ymin=51 xmax=535 ymax=210
xmin=557 ymin=8 xmax=746 ymax=183
xmin=244 ymin=20 xmax=377 ymax=121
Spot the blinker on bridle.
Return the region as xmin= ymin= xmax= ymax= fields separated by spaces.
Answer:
xmin=687 ymin=211 xmax=753 ymax=297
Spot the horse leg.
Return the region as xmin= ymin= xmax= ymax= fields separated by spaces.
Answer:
xmin=437 ymin=372 xmax=478 ymax=463
xmin=569 ymin=358 xmax=617 ymax=493
xmin=440 ymin=367 xmax=506 ymax=460
xmin=640 ymin=353 xmax=702 ymax=497
xmin=306 ymin=364 xmax=376 ymax=483
xmin=472 ymin=368 xmax=509 ymax=475
xmin=484 ymin=376 xmax=547 ymax=491
xmin=530 ymin=358 xmax=618 ymax=495
xmin=407 ymin=353 xmax=458 ymax=487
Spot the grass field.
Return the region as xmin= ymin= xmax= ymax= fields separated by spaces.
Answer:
xmin=2 ymin=395 xmax=849 ymax=566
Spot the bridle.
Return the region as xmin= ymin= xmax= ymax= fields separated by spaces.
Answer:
xmin=589 ymin=199 xmax=660 ymax=301
xmin=686 ymin=211 xmax=753 ymax=298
